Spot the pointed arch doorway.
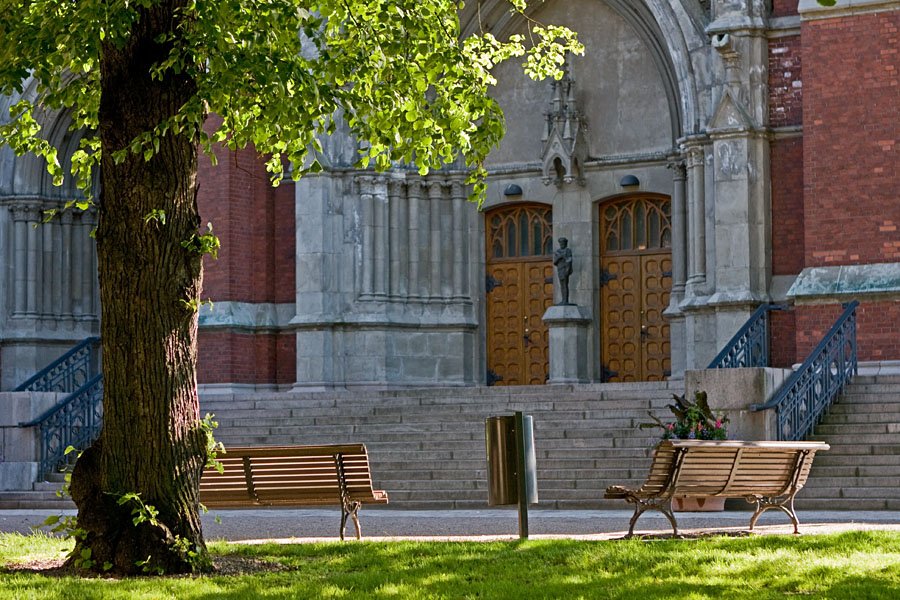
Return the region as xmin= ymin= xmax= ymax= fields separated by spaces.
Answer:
xmin=599 ymin=195 xmax=673 ymax=382
xmin=484 ymin=204 xmax=553 ymax=386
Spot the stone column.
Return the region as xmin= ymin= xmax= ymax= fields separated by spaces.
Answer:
xmin=71 ymin=211 xmax=85 ymax=316
xmin=41 ymin=204 xmax=54 ymax=318
xmin=407 ymin=177 xmax=423 ymax=298
xmin=665 ymin=158 xmax=688 ymax=379
xmin=372 ymin=176 xmax=388 ymax=297
xmin=11 ymin=205 xmax=28 ymax=316
xmin=358 ymin=175 xmax=375 ymax=297
xmin=60 ymin=210 xmax=73 ymax=320
xmin=51 ymin=207 xmax=63 ymax=320
xmin=668 ymin=159 xmax=688 ymax=297
xmin=80 ymin=209 xmax=95 ymax=318
xmin=25 ymin=205 xmax=39 ymax=316
xmin=685 ymin=142 xmax=707 ymax=291
xmin=388 ymin=178 xmax=407 ymax=298
xmin=427 ymin=179 xmax=443 ymax=299
xmin=450 ymin=177 xmax=467 ymax=299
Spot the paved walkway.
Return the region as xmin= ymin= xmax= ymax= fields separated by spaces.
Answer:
xmin=4 ymin=508 xmax=900 ymax=542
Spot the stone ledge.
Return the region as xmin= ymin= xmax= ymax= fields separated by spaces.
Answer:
xmin=787 ymin=262 xmax=900 ymax=303
xmin=799 ymin=0 xmax=900 ymax=20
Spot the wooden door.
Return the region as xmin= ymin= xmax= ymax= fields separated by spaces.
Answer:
xmin=485 ymin=205 xmax=553 ymax=386
xmin=600 ymin=197 xmax=672 ymax=382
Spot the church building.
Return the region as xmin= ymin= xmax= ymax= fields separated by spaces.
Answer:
xmin=1 ymin=0 xmax=899 ymax=392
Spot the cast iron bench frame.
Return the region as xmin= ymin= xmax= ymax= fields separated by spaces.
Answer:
xmin=605 ymin=439 xmax=829 ymax=537
xmin=199 ymin=443 xmax=388 ymax=540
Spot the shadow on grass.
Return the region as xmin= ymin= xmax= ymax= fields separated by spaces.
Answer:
xmin=2 ymin=531 xmax=900 ymax=599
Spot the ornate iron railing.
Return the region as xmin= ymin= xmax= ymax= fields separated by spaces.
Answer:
xmin=752 ymin=301 xmax=859 ymax=441
xmin=18 ymin=374 xmax=104 ymax=479
xmin=14 ymin=336 xmax=101 ymax=393
xmin=707 ymin=304 xmax=789 ymax=369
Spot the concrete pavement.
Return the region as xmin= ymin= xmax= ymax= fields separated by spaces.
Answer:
xmin=4 ymin=508 xmax=900 ymax=542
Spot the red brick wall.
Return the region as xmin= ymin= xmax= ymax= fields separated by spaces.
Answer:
xmin=772 ymin=0 xmax=799 ymax=18
xmin=197 ymin=116 xmax=296 ymax=303
xmin=196 ymin=116 xmax=297 ymax=385
xmin=769 ymin=36 xmax=802 ymax=127
xmin=197 ymin=331 xmax=296 ymax=385
xmin=793 ymin=301 xmax=900 ymax=363
xmin=771 ymin=137 xmax=805 ymax=275
xmin=803 ymin=13 xmax=900 ymax=267
xmin=769 ymin=309 xmax=798 ymax=368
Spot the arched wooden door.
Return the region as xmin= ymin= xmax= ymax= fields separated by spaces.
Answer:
xmin=600 ymin=196 xmax=672 ymax=382
xmin=485 ymin=204 xmax=553 ymax=386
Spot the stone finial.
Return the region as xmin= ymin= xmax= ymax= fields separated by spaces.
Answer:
xmin=540 ymin=58 xmax=587 ymax=187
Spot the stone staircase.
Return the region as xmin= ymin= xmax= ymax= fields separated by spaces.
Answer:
xmin=0 ymin=472 xmax=70 ymax=510
xmin=800 ymin=374 xmax=900 ymax=510
xmin=5 ymin=375 xmax=899 ymax=511
xmin=201 ymin=382 xmax=678 ymax=509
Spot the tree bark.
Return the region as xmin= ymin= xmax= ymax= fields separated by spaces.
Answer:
xmin=68 ymin=0 xmax=211 ymax=575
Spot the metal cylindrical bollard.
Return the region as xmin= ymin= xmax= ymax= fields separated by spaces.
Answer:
xmin=485 ymin=414 xmax=538 ymax=506
xmin=485 ymin=416 xmax=517 ymax=505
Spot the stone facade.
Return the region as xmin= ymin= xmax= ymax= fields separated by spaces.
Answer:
xmin=2 ymin=0 xmax=900 ymax=391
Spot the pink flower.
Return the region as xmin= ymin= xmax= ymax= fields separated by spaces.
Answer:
xmin=715 ymin=418 xmax=722 ymax=428
xmin=668 ymin=424 xmax=674 ymax=430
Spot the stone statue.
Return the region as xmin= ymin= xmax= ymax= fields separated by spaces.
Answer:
xmin=553 ymin=237 xmax=573 ymax=305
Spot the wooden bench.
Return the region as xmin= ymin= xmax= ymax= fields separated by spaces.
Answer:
xmin=199 ymin=444 xmax=388 ymax=540
xmin=605 ymin=440 xmax=829 ymax=537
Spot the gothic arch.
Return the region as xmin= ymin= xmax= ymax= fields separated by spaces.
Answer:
xmin=458 ymin=0 xmax=709 ymax=144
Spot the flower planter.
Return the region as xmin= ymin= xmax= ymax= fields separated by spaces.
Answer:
xmin=673 ymin=496 xmax=726 ymax=512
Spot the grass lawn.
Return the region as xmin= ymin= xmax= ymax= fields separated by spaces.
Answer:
xmin=2 ymin=530 xmax=900 ymax=599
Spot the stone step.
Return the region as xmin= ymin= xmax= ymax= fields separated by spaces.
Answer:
xmin=0 ymin=491 xmax=75 ymax=510
xmin=794 ymin=498 xmax=898 ymax=511
xmin=817 ymin=413 xmax=900 ymax=425
xmin=828 ymin=403 xmax=900 ymax=415
xmin=839 ymin=384 xmax=900 ymax=395
xmin=811 ymin=465 xmax=900 ymax=478
xmin=217 ymin=415 xmax=657 ymax=431
xmin=32 ymin=481 xmax=66 ymax=493
xmin=815 ymin=423 xmax=900 ymax=435
xmin=801 ymin=486 xmax=900 ymax=499
xmin=807 ymin=443 xmax=900 ymax=455
xmin=804 ymin=476 xmax=900 ymax=488
xmin=813 ymin=453 xmax=900 ymax=467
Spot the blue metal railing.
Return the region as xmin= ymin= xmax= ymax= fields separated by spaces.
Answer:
xmin=707 ymin=304 xmax=789 ymax=369
xmin=14 ymin=336 xmax=101 ymax=393
xmin=18 ymin=374 xmax=104 ymax=479
xmin=751 ymin=301 xmax=859 ymax=441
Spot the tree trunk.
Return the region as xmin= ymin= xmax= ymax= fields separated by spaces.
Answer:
xmin=68 ymin=0 xmax=211 ymax=575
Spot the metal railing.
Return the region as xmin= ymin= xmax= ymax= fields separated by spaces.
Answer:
xmin=707 ymin=304 xmax=789 ymax=369
xmin=14 ymin=336 xmax=101 ymax=393
xmin=18 ymin=374 xmax=104 ymax=479
xmin=752 ymin=301 xmax=859 ymax=441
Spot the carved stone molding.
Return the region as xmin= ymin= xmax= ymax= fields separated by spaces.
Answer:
xmin=540 ymin=60 xmax=587 ymax=187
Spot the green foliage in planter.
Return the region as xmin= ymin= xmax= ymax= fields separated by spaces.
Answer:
xmin=641 ymin=391 xmax=729 ymax=442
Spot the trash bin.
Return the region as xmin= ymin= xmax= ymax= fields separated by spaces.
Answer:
xmin=485 ymin=413 xmax=537 ymax=506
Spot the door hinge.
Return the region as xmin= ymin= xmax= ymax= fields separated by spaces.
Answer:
xmin=599 ymin=269 xmax=618 ymax=287
xmin=486 ymin=274 xmax=502 ymax=293
xmin=663 ymin=369 xmax=671 ymax=378
xmin=486 ymin=369 xmax=504 ymax=386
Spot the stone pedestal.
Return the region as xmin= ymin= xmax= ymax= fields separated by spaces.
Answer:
xmin=0 ymin=391 xmax=62 ymax=490
xmin=543 ymin=305 xmax=592 ymax=384
xmin=684 ymin=368 xmax=792 ymax=441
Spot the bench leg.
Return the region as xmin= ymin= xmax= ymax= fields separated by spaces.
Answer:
xmin=625 ymin=497 xmax=679 ymax=538
xmin=340 ymin=500 xmax=362 ymax=541
xmin=747 ymin=494 xmax=801 ymax=534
